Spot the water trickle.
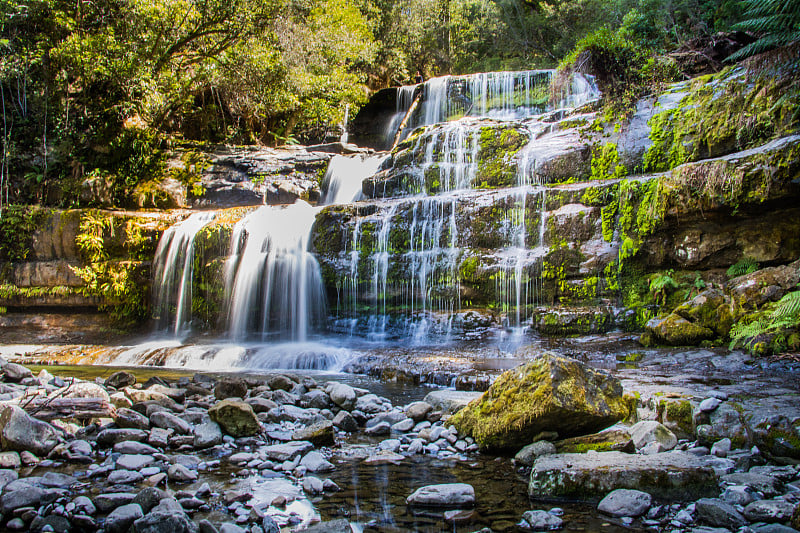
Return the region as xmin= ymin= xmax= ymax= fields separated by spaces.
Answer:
xmin=225 ymin=202 xmax=327 ymax=342
xmin=151 ymin=211 xmax=216 ymax=336
xmin=321 ymin=154 xmax=388 ymax=206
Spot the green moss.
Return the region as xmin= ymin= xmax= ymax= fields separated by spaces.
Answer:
xmin=0 ymin=284 xmax=80 ymax=299
xmin=476 ymin=126 xmax=528 ymax=188
xmin=590 ymin=142 xmax=627 ymax=181
xmin=0 ymin=205 xmax=51 ymax=264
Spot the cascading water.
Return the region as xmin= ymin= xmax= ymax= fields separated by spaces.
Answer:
xmin=224 ymin=201 xmax=327 ymax=342
xmin=321 ymin=154 xmax=388 ymax=205
xmin=151 ymin=211 xmax=216 ymax=336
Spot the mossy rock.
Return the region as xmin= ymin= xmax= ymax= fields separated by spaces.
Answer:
xmin=645 ymin=313 xmax=714 ymax=346
xmin=673 ymin=289 xmax=733 ymax=337
xmin=753 ymin=416 xmax=800 ymax=460
xmin=208 ymin=399 xmax=261 ymax=438
xmin=554 ymin=428 xmax=634 ymax=454
xmin=450 ymin=352 xmax=629 ymax=451
xmin=657 ymin=399 xmax=695 ymax=438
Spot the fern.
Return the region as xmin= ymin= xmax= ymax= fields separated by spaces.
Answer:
xmin=726 ymin=257 xmax=759 ymax=278
xmin=772 ymin=290 xmax=800 ymax=319
xmin=727 ymin=0 xmax=800 ymax=62
xmin=729 ymin=288 xmax=800 ymax=352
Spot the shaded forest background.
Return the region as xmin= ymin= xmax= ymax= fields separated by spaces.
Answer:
xmin=0 ymin=0 xmax=793 ymax=208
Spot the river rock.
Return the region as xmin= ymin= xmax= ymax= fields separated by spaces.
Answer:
xmin=0 ymin=404 xmax=62 ymax=455
xmin=521 ymin=510 xmax=564 ymax=531
xmin=515 ymin=441 xmax=557 ymax=467
xmin=55 ymin=381 xmax=111 ymax=402
xmin=214 ymin=378 xmax=248 ymax=400
xmin=597 ymin=489 xmax=652 ymax=517
xmin=332 ymin=410 xmax=358 ymax=432
xmin=131 ymin=487 xmax=168 ymax=514
xmin=193 ymin=422 xmax=223 ymax=449
xmin=108 ymin=470 xmax=145 ymax=485
xmin=150 ymin=411 xmax=192 ymax=434
xmin=208 ymin=399 xmax=260 ymax=437
xmin=117 ymin=454 xmax=155 ymax=470
xmin=695 ymin=498 xmax=747 ymax=529
xmin=132 ymin=497 xmax=198 ymax=533
xmin=292 ymin=420 xmax=335 ymax=446
xmin=106 ymin=503 xmax=144 ymax=533
xmin=406 ymin=483 xmax=475 ymax=507
xmin=300 ymin=451 xmax=334 ymax=473
xmin=263 ymin=441 xmax=314 ymax=462
xmin=405 ymin=401 xmax=433 ymax=421
xmin=328 ymin=382 xmax=356 ymax=410
xmin=630 ymin=420 xmax=678 ymax=452
xmin=451 ymin=353 xmax=629 ymax=450
xmin=529 ymin=451 xmax=718 ymax=500
xmin=114 ymin=441 xmax=159 ymax=455
xmin=554 ymin=428 xmax=634 ymax=453
xmin=0 ymin=451 xmax=20 ymax=468
xmin=115 ymin=407 xmax=151 ymax=430
xmin=299 ymin=518 xmax=352 ymax=533
xmin=2 ymin=363 xmax=32 ymax=382
xmin=95 ymin=492 xmax=137 ymax=513
xmin=268 ymin=374 xmax=295 ymax=391
xmin=168 ymin=464 xmax=198 ymax=483
xmin=722 ymin=472 xmax=784 ymax=497
xmin=106 ymin=371 xmax=136 ymax=389
xmin=423 ymin=390 xmax=482 ymax=415
xmin=743 ymin=499 xmax=797 ymax=522
xmin=0 ymin=482 xmax=46 ymax=513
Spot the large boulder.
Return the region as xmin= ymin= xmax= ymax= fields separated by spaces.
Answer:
xmin=208 ymin=400 xmax=261 ymax=438
xmin=406 ymin=483 xmax=475 ymax=508
xmin=529 ymin=451 xmax=718 ymax=501
xmin=450 ymin=352 xmax=629 ymax=450
xmin=645 ymin=314 xmax=715 ymax=346
xmin=672 ymin=288 xmax=733 ymax=337
xmin=422 ymin=390 xmax=481 ymax=416
xmin=0 ymin=405 xmax=62 ymax=456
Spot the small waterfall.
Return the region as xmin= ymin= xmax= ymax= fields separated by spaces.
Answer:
xmin=385 ymin=85 xmax=418 ymax=148
xmin=224 ymin=202 xmax=327 ymax=342
xmin=340 ymin=104 xmax=350 ymax=144
xmin=321 ymin=154 xmax=388 ymax=205
xmin=151 ymin=212 xmax=216 ymax=335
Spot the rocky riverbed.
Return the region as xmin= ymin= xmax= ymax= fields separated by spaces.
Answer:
xmin=0 ymin=343 xmax=798 ymax=532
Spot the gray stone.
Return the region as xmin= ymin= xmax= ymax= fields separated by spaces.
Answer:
xmin=301 ymin=389 xmax=332 ymax=409
xmin=695 ymin=498 xmax=747 ymax=529
xmin=515 ymin=441 xmax=557 ymax=467
xmin=73 ymin=495 xmax=97 ymax=514
xmin=0 ymin=404 xmax=62 ymax=456
xmin=263 ymin=441 xmax=313 ymax=462
xmin=219 ymin=525 xmax=246 ymax=533
xmin=0 ymin=469 xmax=18 ymax=491
xmin=720 ymin=485 xmax=758 ymax=506
xmin=597 ymin=489 xmax=653 ymax=517
xmin=0 ymin=451 xmax=20 ymax=468
xmin=423 ymin=390 xmax=483 ymax=415
xmin=722 ymin=472 xmax=784 ymax=497
xmin=332 ymin=410 xmax=358 ymax=432
xmin=699 ymin=398 xmax=722 ymax=413
xmin=0 ymin=483 xmax=46 ymax=513
xmin=193 ymin=422 xmax=223 ymax=449
xmin=2 ymin=363 xmax=32 ymax=381
xmin=405 ymin=401 xmax=433 ymax=421
xmin=300 ymin=451 xmax=334 ymax=473
xmin=302 ymin=476 xmax=324 ymax=494
xmin=630 ymin=421 xmax=678 ymax=452
xmin=98 ymin=428 xmax=149 ymax=446
xmin=522 ymin=510 xmax=564 ymax=531
xmin=132 ymin=497 xmax=198 ymax=533
xmin=115 ymin=408 xmax=151 ymax=430
xmin=150 ymin=411 xmax=192 ymax=434
xmin=391 ymin=418 xmax=415 ymax=432
xmin=131 ymin=487 xmax=168 ymax=514
xmin=365 ymin=421 xmax=391 ymax=436
xmin=743 ymin=499 xmax=796 ymax=522
xmin=41 ymin=471 xmax=77 ymax=488
xmin=406 ymin=483 xmax=475 ymax=507
xmin=95 ymin=492 xmax=137 ymax=513
xmin=298 ymin=518 xmax=351 ymax=533
xmin=711 ymin=438 xmax=732 ymax=458
xmin=105 ymin=371 xmax=136 ymax=389
xmin=117 ymin=454 xmax=155 ymax=470
xmin=355 ymin=394 xmax=385 ymax=414
xmin=292 ymin=420 xmax=335 ymax=446
xmin=214 ymin=378 xmax=248 ymax=400
xmin=168 ymin=464 xmax=198 ymax=483
xmin=114 ymin=441 xmax=159 ymax=455
xmin=108 ymin=470 xmax=145 ymax=485
xmin=529 ymin=451 xmax=718 ymax=501
xmin=106 ymin=503 xmax=144 ymax=533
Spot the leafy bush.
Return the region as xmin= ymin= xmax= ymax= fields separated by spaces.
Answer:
xmin=727 ymin=0 xmax=800 ymax=62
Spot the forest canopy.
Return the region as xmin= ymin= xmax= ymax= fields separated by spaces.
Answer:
xmin=0 ymin=0 xmax=788 ymax=208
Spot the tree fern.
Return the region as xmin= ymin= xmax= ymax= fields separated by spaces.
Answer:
xmin=727 ymin=0 xmax=800 ymax=62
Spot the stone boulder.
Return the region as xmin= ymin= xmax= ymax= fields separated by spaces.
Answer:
xmin=529 ymin=451 xmax=718 ymax=501
xmin=422 ymin=390 xmax=482 ymax=416
xmin=630 ymin=421 xmax=678 ymax=452
xmin=597 ymin=489 xmax=652 ymax=517
xmin=406 ymin=483 xmax=475 ymax=507
xmin=728 ymin=259 xmax=800 ymax=309
xmin=450 ymin=352 xmax=629 ymax=450
xmin=645 ymin=314 xmax=715 ymax=346
xmin=208 ymin=400 xmax=261 ymax=438
xmin=292 ymin=421 xmax=335 ymax=447
xmin=105 ymin=371 xmax=136 ymax=389
xmin=672 ymin=288 xmax=734 ymax=337
xmin=0 ymin=405 xmax=62 ymax=456
xmin=554 ymin=428 xmax=634 ymax=454
xmin=214 ymin=378 xmax=248 ymax=400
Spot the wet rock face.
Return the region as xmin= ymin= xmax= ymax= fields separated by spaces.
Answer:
xmin=450 ymin=352 xmax=629 ymax=451
xmin=194 ymin=147 xmax=330 ymax=208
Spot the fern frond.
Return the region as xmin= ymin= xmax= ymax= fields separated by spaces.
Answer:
xmin=726 ymin=257 xmax=759 ymax=278
xmin=771 ymin=290 xmax=800 ymax=319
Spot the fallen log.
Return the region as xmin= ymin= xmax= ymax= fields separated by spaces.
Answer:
xmin=23 ymin=398 xmax=116 ymax=421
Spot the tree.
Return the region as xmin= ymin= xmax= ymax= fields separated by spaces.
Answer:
xmin=727 ymin=0 xmax=800 ymax=61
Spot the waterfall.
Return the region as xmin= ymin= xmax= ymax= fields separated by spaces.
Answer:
xmin=151 ymin=211 xmax=216 ymax=336
xmin=321 ymin=154 xmax=388 ymax=205
xmin=224 ymin=202 xmax=327 ymax=342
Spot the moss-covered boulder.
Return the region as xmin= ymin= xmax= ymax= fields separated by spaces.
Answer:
xmin=208 ymin=399 xmax=261 ymax=438
xmin=450 ymin=352 xmax=629 ymax=451
xmin=727 ymin=259 xmax=800 ymax=310
xmin=554 ymin=428 xmax=634 ymax=454
xmin=644 ymin=313 xmax=715 ymax=346
xmin=673 ymin=289 xmax=732 ymax=337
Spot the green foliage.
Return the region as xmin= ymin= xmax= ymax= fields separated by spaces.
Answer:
xmin=72 ymin=211 xmax=148 ymax=328
xmin=730 ymin=289 xmax=800 ymax=353
xmin=590 ymin=143 xmax=627 ymax=181
xmin=727 ymin=257 xmax=759 ymax=278
xmin=0 ymin=205 xmax=48 ymax=262
xmin=649 ymin=269 xmax=678 ymax=305
xmin=727 ymin=0 xmax=800 ymax=62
